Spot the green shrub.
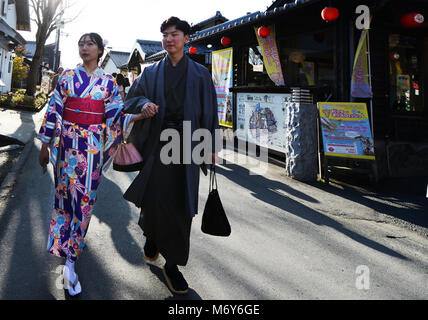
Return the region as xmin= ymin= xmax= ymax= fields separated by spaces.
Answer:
xmin=1 ymin=90 xmax=48 ymax=110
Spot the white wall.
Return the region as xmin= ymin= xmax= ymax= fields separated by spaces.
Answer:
xmin=102 ymin=58 xmax=120 ymax=75
xmin=0 ymin=42 xmax=13 ymax=94
xmin=5 ymin=1 xmax=17 ymax=29
xmin=0 ymin=2 xmax=18 ymax=94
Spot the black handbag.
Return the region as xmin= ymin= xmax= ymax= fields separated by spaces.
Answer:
xmin=201 ymin=166 xmax=231 ymax=237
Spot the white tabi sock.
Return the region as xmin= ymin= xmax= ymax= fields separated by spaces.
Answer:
xmin=64 ymin=258 xmax=81 ymax=296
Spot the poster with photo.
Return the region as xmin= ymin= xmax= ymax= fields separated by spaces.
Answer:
xmin=212 ymin=48 xmax=233 ymax=128
xmin=236 ymin=93 xmax=291 ymax=153
xmin=318 ymin=102 xmax=375 ymax=160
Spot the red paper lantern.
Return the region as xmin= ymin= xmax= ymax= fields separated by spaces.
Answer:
xmin=221 ymin=36 xmax=231 ymax=46
xmin=321 ymin=7 xmax=339 ymax=22
xmin=390 ymin=52 xmax=400 ymax=61
xmin=258 ymin=26 xmax=271 ymax=38
xmin=400 ymin=13 xmax=424 ymax=28
xmin=189 ymin=47 xmax=197 ymax=54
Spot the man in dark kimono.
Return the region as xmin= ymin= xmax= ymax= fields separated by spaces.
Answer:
xmin=123 ymin=17 xmax=220 ymax=295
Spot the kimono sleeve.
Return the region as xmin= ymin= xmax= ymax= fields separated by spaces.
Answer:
xmin=102 ymin=81 xmax=134 ymax=167
xmin=36 ymin=78 xmax=65 ymax=144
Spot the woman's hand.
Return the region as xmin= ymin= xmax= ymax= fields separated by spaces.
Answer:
xmin=39 ymin=143 xmax=49 ymax=173
xmin=131 ymin=102 xmax=159 ymax=122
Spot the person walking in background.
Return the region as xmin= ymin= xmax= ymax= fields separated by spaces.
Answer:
xmin=49 ymin=67 xmax=64 ymax=95
xmin=123 ymin=16 xmax=220 ymax=295
xmin=116 ymin=73 xmax=126 ymax=101
xmin=38 ymin=32 xmax=148 ymax=297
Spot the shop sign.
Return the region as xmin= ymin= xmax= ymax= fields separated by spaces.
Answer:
xmin=236 ymin=92 xmax=291 ymax=153
xmin=318 ymin=102 xmax=375 ymax=160
xmin=212 ymin=48 xmax=234 ymax=128
xmin=254 ymin=25 xmax=285 ymax=86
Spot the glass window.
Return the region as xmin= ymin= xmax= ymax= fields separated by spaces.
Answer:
xmin=389 ymin=34 xmax=423 ymax=113
xmin=278 ymin=31 xmax=334 ymax=88
xmin=244 ymin=45 xmax=272 ymax=87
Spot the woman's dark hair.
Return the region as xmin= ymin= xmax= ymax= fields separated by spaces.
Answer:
xmin=78 ymin=33 xmax=104 ymax=63
xmin=160 ymin=17 xmax=191 ymax=36
xmin=116 ymin=73 xmax=125 ymax=86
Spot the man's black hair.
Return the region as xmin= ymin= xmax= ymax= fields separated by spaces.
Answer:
xmin=160 ymin=17 xmax=191 ymax=36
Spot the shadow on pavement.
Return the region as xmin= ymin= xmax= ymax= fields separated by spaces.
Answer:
xmin=148 ymin=264 xmax=202 ymax=300
xmin=93 ymin=175 xmax=145 ymax=266
xmin=307 ymin=173 xmax=428 ymax=231
xmin=0 ymin=140 xmax=54 ymax=299
xmin=216 ymin=163 xmax=409 ymax=261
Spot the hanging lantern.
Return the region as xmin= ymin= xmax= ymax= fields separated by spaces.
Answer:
xmin=257 ymin=26 xmax=271 ymax=38
xmin=400 ymin=13 xmax=424 ymax=28
xmin=390 ymin=52 xmax=400 ymax=61
xmin=221 ymin=36 xmax=231 ymax=46
xmin=189 ymin=47 xmax=197 ymax=54
xmin=321 ymin=7 xmax=339 ymax=22
xmin=289 ymin=51 xmax=306 ymax=64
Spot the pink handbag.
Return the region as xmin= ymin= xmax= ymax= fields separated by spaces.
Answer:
xmin=113 ymin=129 xmax=143 ymax=172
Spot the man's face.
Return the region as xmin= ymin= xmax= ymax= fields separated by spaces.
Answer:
xmin=162 ymin=26 xmax=189 ymax=56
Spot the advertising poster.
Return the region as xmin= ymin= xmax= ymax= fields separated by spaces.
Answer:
xmin=254 ymin=25 xmax=285 ymax=86
xmin=236 ymin=93 xmax=291 ymax=153
xmin=318 ymin=102 xmax=375 ymax=160
xmin=351 ymin=22 xmax=373 ymax=98
xmin=212 ymin=48 xmax=233 ymax=128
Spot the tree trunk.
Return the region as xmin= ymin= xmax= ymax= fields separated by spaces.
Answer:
xmin=26 ymin=32 xmax=47 ymax=96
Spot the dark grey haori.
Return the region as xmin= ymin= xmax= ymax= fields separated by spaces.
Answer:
xmin=123 ymin=55 xmax=220 ymax=219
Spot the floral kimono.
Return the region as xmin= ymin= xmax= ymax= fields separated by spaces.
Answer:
xmin=37 ymin=66 xmax=133 ymax=261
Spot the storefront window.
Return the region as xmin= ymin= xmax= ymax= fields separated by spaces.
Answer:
xmin=389 ymin=34 xmax=423 ymax=113
xmin=244 ymin=45 xmax=272 ymax=87
xmin=278 ymin=31 xmax=334 ymax=88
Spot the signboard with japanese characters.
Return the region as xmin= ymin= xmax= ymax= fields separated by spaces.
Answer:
xmin=318 ymin=102 xmax=375 ymax=160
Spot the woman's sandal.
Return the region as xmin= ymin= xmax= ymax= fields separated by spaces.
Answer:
xmin=67 ymin=274 xmax=82 ymax=296
xmin=63 ymin=266 xmax=82 ymax=296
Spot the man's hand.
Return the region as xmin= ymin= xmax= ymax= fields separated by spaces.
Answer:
xmin=132 ymin=102 xmax=159 ymax=122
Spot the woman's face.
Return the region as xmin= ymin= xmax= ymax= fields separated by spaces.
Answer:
xmin=78 ymin=36 xmax=102 ymax=64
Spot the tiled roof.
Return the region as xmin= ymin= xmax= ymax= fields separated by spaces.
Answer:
xmin=191 ymin=11 xmax=228 ymax=32
xmin=136 ymin=40 xmax=163 ymax=57
xmin=190 ymin=0 xmax=318 ymax=42
xmin=108 ymin=51 xmax=130 ymax=68
xmin=24 ymin=41 xmax=55 ymax=57
xmin=145 ymin=44 xmax=213 ymax=63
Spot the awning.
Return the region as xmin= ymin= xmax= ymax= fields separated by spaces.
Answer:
xmin=0 ymin=18 xmax=26 ymax=46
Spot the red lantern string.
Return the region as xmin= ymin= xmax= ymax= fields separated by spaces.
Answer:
xmin=400 ymin=13 xmax=424 ymax=28
xmin=321 ymin=7 xmax=339 ymax=22
xmin=221 ymin=37 xmax=231 ymax=46
xmin=258 ymin=26 xmax=271 ymax=38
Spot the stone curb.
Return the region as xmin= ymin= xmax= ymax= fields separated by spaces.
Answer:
xmin=0 ymin=133 xmax=36 ymax=201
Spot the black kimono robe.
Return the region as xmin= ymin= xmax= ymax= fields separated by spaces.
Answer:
xmin=123 ymin=55 xmax=220 ymax=265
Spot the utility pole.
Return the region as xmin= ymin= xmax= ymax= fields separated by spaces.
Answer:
xmin=53 ymin=0 xmax=65 ymax=71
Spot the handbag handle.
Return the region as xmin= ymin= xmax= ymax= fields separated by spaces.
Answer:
xmin=209 ymin=165 xmax=218 ymax=192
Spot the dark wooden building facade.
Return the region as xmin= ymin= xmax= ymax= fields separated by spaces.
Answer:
xmin=189 ymin=0 xmax=428 ymax=178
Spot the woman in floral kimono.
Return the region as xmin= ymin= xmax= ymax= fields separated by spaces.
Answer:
xmin=37 ymin=33 xmax=149 ymax=296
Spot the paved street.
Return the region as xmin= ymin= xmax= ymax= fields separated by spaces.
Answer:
xmin=0 ymin=136 xmax=427 ymax=300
